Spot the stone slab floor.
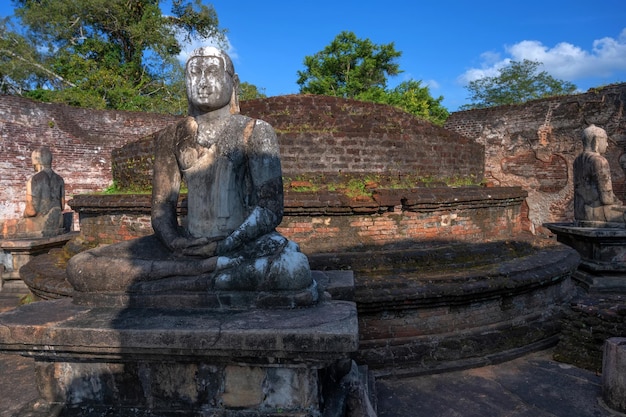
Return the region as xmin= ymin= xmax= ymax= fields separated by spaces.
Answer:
xmin=0 ymin=292 xmax=622 ymax=417
xmin=376 ymin=349 xmax=621 ymax=417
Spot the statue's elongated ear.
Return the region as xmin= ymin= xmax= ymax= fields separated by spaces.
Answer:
xmin=230 ymin=73 xmax=240 ymax=114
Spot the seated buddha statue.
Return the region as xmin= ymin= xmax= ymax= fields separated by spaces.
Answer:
xmin=573 ymin=124 xmax=626 ymax=225
xmin=66 ymin=47 xmax=315 ymax=308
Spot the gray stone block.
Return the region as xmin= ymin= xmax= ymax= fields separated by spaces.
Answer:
xmin=602 ymin=337 xmax=626 ymax=412
xmin=0 ymin=298 xmax=358 ymax=415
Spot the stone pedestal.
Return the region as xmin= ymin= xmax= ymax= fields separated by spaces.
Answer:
xmin=0 ymin=233 xmax=76 ymax=293
xmin=0 ymin=297 xmax=358 ymax=416
xmin=602 ymin=337 xmax=626 ymax=413
xmin=544 ymin=223 xmax=626 ymax=293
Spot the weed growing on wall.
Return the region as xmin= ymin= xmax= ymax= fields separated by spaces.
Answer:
xmin=283 ymin=173 xmax=484 ymax=200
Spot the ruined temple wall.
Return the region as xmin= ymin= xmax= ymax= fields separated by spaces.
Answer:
xmin=1 ymin=94 xmax=484 ymax=223
xmin=444 ymin=83 xmax=626 ymax=234
xmin=241 ymin=95 xmax=484 ymax=180
xmin=0 ymin=95 xmax=179 ymax=221
xmin=112 ymin=95 xmax=485 ymax=190
xmin=4 ymin=86 xmax=626 ymax=235
xmin=68 ymin=186 xmax=526 ymax=253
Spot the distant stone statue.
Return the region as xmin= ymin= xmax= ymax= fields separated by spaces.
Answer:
xmin=573 ymin=125 xmax=626 ymax=224
xmin=67 ymin=47 xmax=315 ymax=307
xmin=17 ymin=146 xmax=65 ymax=237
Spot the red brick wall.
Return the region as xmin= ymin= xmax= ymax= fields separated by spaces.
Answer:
xmin=8 ymin=84 xmax=625 ymax=237
xmin=69 ymin=187 xmax=527 ymax=253
xmin=445 ymin=83 xmax=626 ymax=234
xmin=0 ymin=95 xmax=179 ymax=222
xmin=112 ymin=95 xmax=485 ymax=190
xmin=242 ymin=95 xmax=484 ymax=179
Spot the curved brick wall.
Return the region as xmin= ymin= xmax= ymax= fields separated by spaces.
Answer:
xmin=242 ymin=95 xmax=484 ymax=178
xmin=65 ymin=187 xmax=576 ymax=375
xmin=111 ymin=95 xmax=485 ymax=190
xmin=68 ymin=186 xmax=527 ymax=253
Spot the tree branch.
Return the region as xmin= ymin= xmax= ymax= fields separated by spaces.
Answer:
xmin=0 ymin=48 xmax=76 ymax=88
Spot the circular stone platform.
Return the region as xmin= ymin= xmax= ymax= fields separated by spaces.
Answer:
xmin=20 ymin=235 xmax=579 ymax=376
xmin=309 ymin=236 xmax=580 ymax=376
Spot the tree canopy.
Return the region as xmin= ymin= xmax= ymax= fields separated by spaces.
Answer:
xmin=357 ymin=81 xmax=449 ymax=126
xmin=2 ymin=0 xmax=225 ymax=113
xmin=461 ymin=59 xmax=577 ymax=110
xmin=239 ymin=82 xmax=267 ymax=101
xmin=297 ymin=31 xmax=402 ymax=98
xmin=297 ymin=31 xmax=448 ymax=125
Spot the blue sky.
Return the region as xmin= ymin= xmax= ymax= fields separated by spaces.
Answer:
xmin=2 ymin=1 xmax=626 ymax=111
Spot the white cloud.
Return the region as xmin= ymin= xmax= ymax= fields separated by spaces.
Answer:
xmin=459 ymin=28 xmax=626 ymax=84
xmin=424 ymin=79 xmax=440 ymax=90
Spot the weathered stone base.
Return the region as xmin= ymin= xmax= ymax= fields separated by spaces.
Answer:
xmin=602 ymin=337 xmax=626 ymax=413
xmin=0 ymin=232 xmax=76 ymax=294
xmin=573 ymin=269 xmax=626 ymax=293
xmin=18 ymin=401 xmax=318 ymax=417
xmin=0 ymin=298 xmax=358 ymax=416
xmin=545 ymin=222 xmax=626 ymax=293
xmin=28 ymin=362 xmax=322 ymax=417
xmin=72 ymin=281 xmax=322 ymax=310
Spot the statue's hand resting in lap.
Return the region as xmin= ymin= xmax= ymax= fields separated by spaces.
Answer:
xmin=170 ymin=236 xmax=224 ymax=258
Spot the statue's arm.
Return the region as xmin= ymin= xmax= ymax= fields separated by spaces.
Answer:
xmin=151 ymin=124 xmax=184 ymax=248
xmin=595 ymin=157 xmax=621 ymax=205
xmin=60 ymin=178 xmax=65 ymax=210
xmin=23 ymin=178 xmax=37 ymax=217
xmin=217 ymin=121 xmax=284 ymax=254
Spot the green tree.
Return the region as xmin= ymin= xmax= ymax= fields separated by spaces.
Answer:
xmin=461 ymin=59 xmax=577 ymax=110
xmin=358 ymin=80 xmax=449 ymax=126
xmin=297 ymin=31 xmax=402 ymax=98
xmin=7 ymin=0 xmax=224 ymax=113
xmin=239 ymin=81 xmax=267 ymax=101
xmin=297 ymin=31 xmax=448 ymax=125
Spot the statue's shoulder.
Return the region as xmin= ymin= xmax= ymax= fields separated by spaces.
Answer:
xmin=48 ymin=169 xmax=64 ymax=183
xmin=175 ymin=116 xmax=198 ymax=137
xmin=155 ymin=117 xmax=197 ymax=146
xmin=30 ymin=170 xmax=45 ymax=182
xmin=231 ymin=114 xmax=273 ymax=129
xmin=233 ymin=115 xmax=278 ymax=156
xmin=577 ymin=151 xmax=611 ymax=172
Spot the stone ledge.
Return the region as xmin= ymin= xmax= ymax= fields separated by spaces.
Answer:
xmin=0 ymin=232 xmax=77 ymax=251
xmin=69 ymin=186 xmax=527 ymax=217
xmin=0 ymin=298 xmax=358 ymax=362
xmin=0 ymin=297 xmax=359 ymax=416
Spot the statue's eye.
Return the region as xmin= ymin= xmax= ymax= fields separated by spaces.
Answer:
xmin=206 ymin=67 xmax=220 ymax=77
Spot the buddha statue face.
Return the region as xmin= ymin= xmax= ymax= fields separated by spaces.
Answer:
xmin=186 ymin=55 xmax=234 ymax=114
